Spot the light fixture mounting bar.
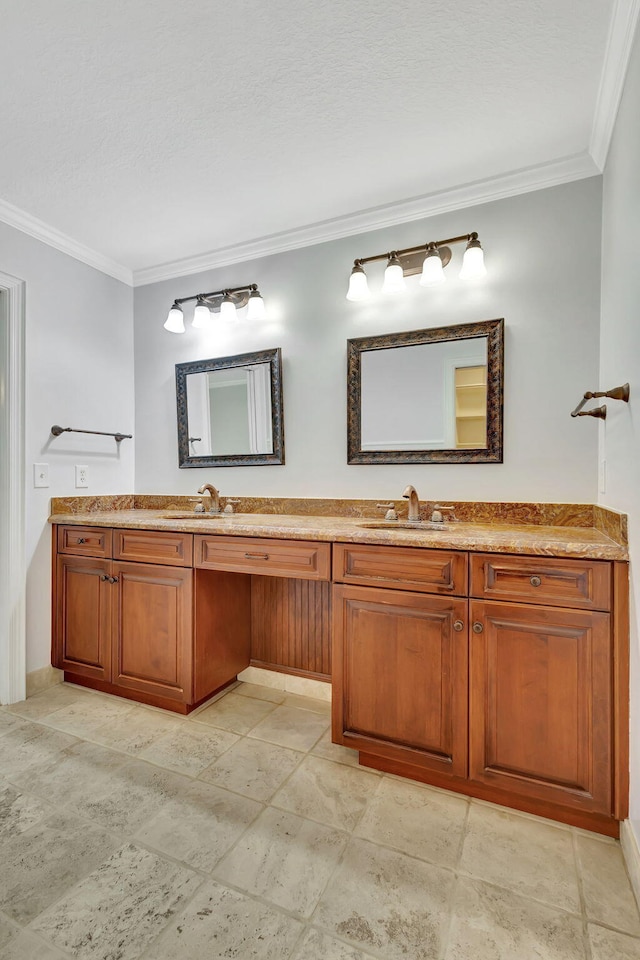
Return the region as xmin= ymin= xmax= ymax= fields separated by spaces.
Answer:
xmin=173 ymin=283 xmax=259 ymax=306
xmin=353 ymin=233 xmax=477 ymax=267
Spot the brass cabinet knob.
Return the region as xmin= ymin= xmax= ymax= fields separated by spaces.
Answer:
xmin=530 ymin=575 xmax=542 ymax=587
xmin=77 ymin=538 xmax=86 ymax=544
xmin=472 ymin=622 xmax=484 ymax=634
xmin=453 ymin=620 xmax=464 ymax=632
xmin=100 ymin=574 xmax=109 ymax=581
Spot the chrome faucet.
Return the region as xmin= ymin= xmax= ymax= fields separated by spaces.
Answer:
xmin=402 ymin=485 xmax=421 ymax=523
xmin=197 ymin=483 xmax=221 ymax=514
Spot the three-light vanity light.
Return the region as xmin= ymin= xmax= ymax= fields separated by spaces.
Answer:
xmin=164 ymin=283 xmax=267 ymax=333
xmin=346 ymin=232 xmax=486 ymax=301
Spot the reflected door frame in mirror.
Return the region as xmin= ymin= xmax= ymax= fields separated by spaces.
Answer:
xmin=347 ymin=318 xmax=504 ymax=464
xmin=176 ymin=347 xmax=285 ymax=467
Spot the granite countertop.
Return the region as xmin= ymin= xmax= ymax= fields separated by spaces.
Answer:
xmin=48 ymin=508 xmax=628 ymax=561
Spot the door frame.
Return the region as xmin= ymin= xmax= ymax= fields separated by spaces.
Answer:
xmin=0 ymin=270 xmax=26 ymax=704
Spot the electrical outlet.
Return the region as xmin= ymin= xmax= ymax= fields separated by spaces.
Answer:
xmin=75 ymin=464 xmax=89 ymax=488
xmin=599 ymin=459 xmax=607 ymax=494
xmin=33 ymin=463 xmax=49 ymax=488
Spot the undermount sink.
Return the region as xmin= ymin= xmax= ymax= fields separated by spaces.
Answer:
xmin=359 ymin=521 xmax=450 ymax=531
xmin=161 ymin=512 xmax=229 ymax=520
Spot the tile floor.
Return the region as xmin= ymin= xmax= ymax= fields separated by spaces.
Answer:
xmin=0 ymin=680 xmax=639 ymax=959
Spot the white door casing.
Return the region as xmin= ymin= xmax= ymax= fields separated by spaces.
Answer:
xmin=0 ymin=271 xmax=26 ymax=704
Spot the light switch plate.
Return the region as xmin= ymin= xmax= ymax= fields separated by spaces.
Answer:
xmin=75 ymin=464 xmax=89 ymax=488
xmin=33 ymin=463 xmax=49 ymax=488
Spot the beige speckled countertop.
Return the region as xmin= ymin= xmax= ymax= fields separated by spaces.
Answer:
xmin=48 ymin=507 xmax=628 ymax=561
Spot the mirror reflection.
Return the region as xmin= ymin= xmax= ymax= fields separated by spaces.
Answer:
xmin=348 ymin=319 xmax=503 ymax=464
xmin=176 ymin=348 xmax=284 ymax=467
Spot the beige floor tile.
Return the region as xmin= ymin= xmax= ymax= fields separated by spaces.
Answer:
xmin=43 ymin=696 xmax=137 ymax=738
xmin=145 ymin=879 xmax=303 ymax=959
xmin=5 ymin=683 xmax=94 ymax=721
xmin=90 ymin=706 xmax=185 ymax=756
xmin=293 ymin=928 xmax=376 ymax=959
xmin=214 ymin=806 xmax=349 ymax=918
xmin=0 ymin=712 xmax=29 ymax=737
xmin=355 ymin=776 xmax=468 ymax=868
xmin=0 ymin=911 xmax=19 ymax=951
xmin=139 ymin=723 xmax=239 ymax=776
xmin=67 ymin=758 xmax=189 ymax=834
xmin=134 ymin=779 xmax=262 ymax=871
xmin=313 ymin=837 xmax=455 ymax=960
xmin=0 ymin=724 xmax=78 ymax=779
xmin=0 ymin=811 xmax=119 ymax=924
xmin=248 ymin=705 xmax=330 ymax=752
xmin=444 ymin=877 xmax=587 ymax=960
xmin=311 ymin=730 xmax=364 ymax=769
xmin=30 ymin=843 xmax=201 ymax=960
xmin=192 ymin=691 xmax=277 ymax=734
xmin=200 ymin=736 xmax=303 ymax=802
xmin=577 ymin=835 xmax=640 ymax=935
xmin=0 ymin=785 xmax=52 ymax=841
xmin=1 ymin=929 xmax=70 ymax=959
xmin=282 ymin=693 xmax=332 ymax=716
xmin=460 ymin=803 xmax=581 ymax=913
xmin=9 ymin=740 xmax=128 ymax=808
xmin=589 ymin=923 xmax=640 ymax=959
xmin=272 ymin=755 xmax=379 ymax=831
xmin=235 ymin=682 xmax=287 ymax=704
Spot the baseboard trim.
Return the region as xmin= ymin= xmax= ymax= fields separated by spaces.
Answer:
xmin=621 ymin=820 xmax=640 ymax=909
xmin=237 ymin=665 xmax=331 ymax=702
xmin=26 ymin=664 xmax=63 ymax=698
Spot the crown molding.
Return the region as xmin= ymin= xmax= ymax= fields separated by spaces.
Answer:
xmin=0 ymin=198 xmax=133 ymax=285
xmin=133 ymin=152 xmax=599 ymax=287
xmin=590 ymin=0 xmax=640 ymax=170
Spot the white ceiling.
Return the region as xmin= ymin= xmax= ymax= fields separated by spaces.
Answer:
xmin=0 ymin=1 xmax=629 ymax=282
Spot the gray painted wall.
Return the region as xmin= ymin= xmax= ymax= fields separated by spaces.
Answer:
xmin=600 ymin=23 xmax=640 ymax=830
xmin=0 ymin=221 xmax=134 ymax=673
xmin=134 ymin=177 xmax=602 ymax=504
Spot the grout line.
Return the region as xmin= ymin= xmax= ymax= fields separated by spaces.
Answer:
xmin=572 ymin=829 xmax=595 ymax=960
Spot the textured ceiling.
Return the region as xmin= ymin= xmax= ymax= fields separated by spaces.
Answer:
xmin=0 ymin=0 xmax=614 ymax=272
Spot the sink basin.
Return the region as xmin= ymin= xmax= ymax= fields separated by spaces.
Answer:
xmin=359 ymin=521 xmax=450 ymax=531
xmin=161 ymin=512 xmax=228 ymax=520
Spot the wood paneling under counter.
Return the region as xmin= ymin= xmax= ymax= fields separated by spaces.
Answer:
xmin=250 ymin=576 xmax=331 ymax=679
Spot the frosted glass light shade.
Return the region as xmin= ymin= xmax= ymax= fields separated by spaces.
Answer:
xmin=381 ymin=257 xmax=406 ymax=294
xmin=460 ymin=242 xmax=486 ymax=279
xmin=192 ymin=301 xmax=212 ymax=328
xmin=246 ymin=290 xmax=266 ymax=320
xmin=220 ymin=296 xmax=237 ymax=321
xmin=346 ymin=265 xmax=370 ymax=301
xmin=164 ymin=303 xmax=185 ymax=333
xmin=420 ymin=249 xmax=445 ymax=286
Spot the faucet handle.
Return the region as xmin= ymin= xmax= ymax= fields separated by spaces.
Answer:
xmin=376 ymin=502 xmax=398 ymax=521
xmin=223 ymin=499 xmax=241 ymax=515
xmin=188 ymin=498 xmax=205 ymax=514
xmin=430 ymin=505 xmax=456 ymax=522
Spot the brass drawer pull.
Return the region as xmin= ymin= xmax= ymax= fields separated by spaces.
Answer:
xmin=245 ymin=552 xmax=270 ymax=560
xmin=530 ymin=576 xmax=542 ymax=587
xmin=453 ymin=620 xmax=464 ymax=632
xmin=472 ymin=622 xmax=484 ymax=634
xmin=77 ymin=538 xmax=86 ymax=544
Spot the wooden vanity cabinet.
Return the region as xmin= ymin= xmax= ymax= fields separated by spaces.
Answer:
xmin=53 ymin=526 xmax=197 ymax=711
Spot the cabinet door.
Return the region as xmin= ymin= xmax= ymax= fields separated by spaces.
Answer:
xmin=333 ymin=584 xmax=468 ymax=779
xmin=54 ymin=555 xmax=112 ymax=681
xmin=469 ymin=600 xmax=612 ymax=815
xmin=111 ymin=562 xmax=193 ymax=704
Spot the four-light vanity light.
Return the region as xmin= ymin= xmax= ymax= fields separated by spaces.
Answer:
xmin=346 ymin=232 xmax=486 ymax=301
xmin=164 ymin=283 xmax=267 ymax=333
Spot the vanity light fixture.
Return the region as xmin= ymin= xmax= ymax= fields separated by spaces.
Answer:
xmin=163 ymin=284 xmax=267 ymax=333
xmin=346 ymin=231 xmax=486 ymax=300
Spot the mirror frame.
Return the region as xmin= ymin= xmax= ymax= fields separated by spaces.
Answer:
xmin=176 ymin=347 xmax=285 ymax=468
xmin=347 ymin=318 xmax=504 ymax=464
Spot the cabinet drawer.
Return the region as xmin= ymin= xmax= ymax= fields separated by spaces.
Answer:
xmin=57 ymin=525 xmax=112 ymax=558
xmin=196 ymin=536 xmax=331 ymax=581
xmin=470 ymin=554 xmax=611 ymax=611
xmin=333 ymin=543 xmax=467 ymax=595
xmin=113 ymin=529 xmax=193 ymax=567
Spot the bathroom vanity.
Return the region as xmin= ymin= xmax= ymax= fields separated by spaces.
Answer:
xmin=50 ymin=498 xmax=629 ymax=836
